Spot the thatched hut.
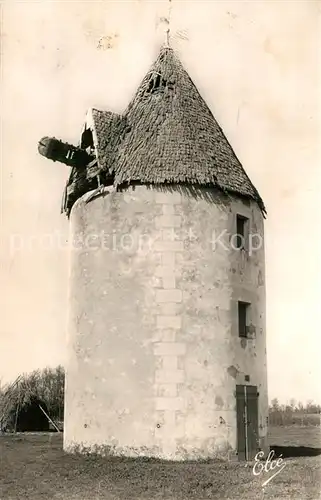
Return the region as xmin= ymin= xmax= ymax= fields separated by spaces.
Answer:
xmin=6 ymin=397 xmax=50 ymax=432
xmin=0 ymin=375 xmax=58 ymax=432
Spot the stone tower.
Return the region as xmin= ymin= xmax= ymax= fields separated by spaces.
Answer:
xmin=40 ymin=47 xmax=268 ymax=460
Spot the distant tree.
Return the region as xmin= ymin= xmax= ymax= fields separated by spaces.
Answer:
xmin=305 ymin=401 xmax=310 ymax=412
xmin=269 ymin=398 xmax=283 ymax=425
xmin=289 ymin=398 xmax=297 ymax=411
xmin=268 ymin=397 xmax=321 ymax=427
xmin=270 ymin=398 xmax=280 ymax=411
xmin=306 ymin=400 xmax=321 ymax=414
xmin=36 ymin=365 xmax=65 ymax=420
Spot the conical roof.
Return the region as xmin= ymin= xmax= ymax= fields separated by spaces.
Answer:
xmin=61 ymin=47 xmax=265 ymax=215
xmin=109 ymin=47 xmax=265 ymax=212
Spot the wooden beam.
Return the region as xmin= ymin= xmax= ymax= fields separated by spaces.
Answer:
xmin=38 ymin=404 xmax=60 ymax=433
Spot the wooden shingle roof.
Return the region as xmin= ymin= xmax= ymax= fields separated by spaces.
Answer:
xmin=63 ymin=47 xmax=265 ymax=215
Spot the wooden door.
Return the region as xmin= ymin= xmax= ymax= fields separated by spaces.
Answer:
xmin=236 ymin=385 xmax=246 ymax=460
xmin=246 ymin=386 xmax=259 ymax=459
xmin=236 ymin=385 xmax=259 ymax=460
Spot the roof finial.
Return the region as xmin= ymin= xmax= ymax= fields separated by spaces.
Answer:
xmin=164 ymin=0 xmax=172 ymax=48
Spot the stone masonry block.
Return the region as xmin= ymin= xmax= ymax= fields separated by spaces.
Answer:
xmin=162 ymin=276 xmax=176 ymax=289
xmin=155 ymin=192 xmax=182 ymax=204
xmin=163 ymin=409 xmax=176 ymax=427
xmin=154 ymin=241 xmax=184 ymax=253
xmin=157 ymin=315 xmax=182 ymax=329
xmin=162 ymin=356 xmax=178 ymax=371
xmin=156 ymin=397 xmax=185 ymax=411
xmin=159 ymin=303 xmax=180 ymax=316
xmin=162 ymin=205 xmax=175 ymax=215
xmin=161 ymin=229 xmax=177 ymax=242
xmin=155 ymin=215 xmax=182 ymax=228
xmin=152 ymin=329 xmax=176 ymax=342
xmin=154 ymin=342 xmax=186 ymax=356
xmin=156 ymin=384 xmax=177 ymax=397
xmin=162 ymin=253 xmax=176 ymax=267
xmin=156 ymin=289 xmax=182 ymax=303
xmin=155 ymin=266 xmax=178 ymax=277
xmin=155 ymin=369 xmax=185 ymax=384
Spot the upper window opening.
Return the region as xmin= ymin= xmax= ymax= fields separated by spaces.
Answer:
xmin=154 ymin=74 xmax=161 ymax=89
xmin=238 ymin=301 xmax=251 ymax=338
xmin=146 ymin=73 xmax=168 ymax=94
xmin=236 ymin=214 xmax=249 ymax=250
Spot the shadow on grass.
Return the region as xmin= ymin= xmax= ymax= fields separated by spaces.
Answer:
xmin=271 ymin=445 xmax=321 ymax=458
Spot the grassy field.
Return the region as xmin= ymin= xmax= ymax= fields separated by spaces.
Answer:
xmin=268 ymin=425 xmax=320 ymax=449
xmin=0 ymin=427 xmax=320 ymax=500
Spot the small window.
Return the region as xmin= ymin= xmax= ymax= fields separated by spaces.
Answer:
xmin=238 ymin=301 xmax=250 ymax=338
xmin=81 ymin=128 xmax=94 ymax=150
xmin=146 ymin=73 xmax=168 ymax=94
xmin=236 ymin=215 xmax=249 ymax=250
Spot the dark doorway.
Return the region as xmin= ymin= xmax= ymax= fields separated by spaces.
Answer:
xmin=236 ymin=385 xmax=259 ymax=460
xmin=16 ymin=397 xmax=50 ymax=432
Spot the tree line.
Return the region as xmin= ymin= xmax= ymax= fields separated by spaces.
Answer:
xmin=269 ymin=398 xmax=321 ymax=426
xmin=1 ymin=367 xmax=320 ymax=427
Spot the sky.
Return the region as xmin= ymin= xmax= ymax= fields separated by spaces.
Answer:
xmin=1 ymin=0 xmax=320 ymax=405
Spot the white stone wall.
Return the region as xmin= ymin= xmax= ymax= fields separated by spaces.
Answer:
xmin=64 ymin=185 xmax=268 ymax=459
